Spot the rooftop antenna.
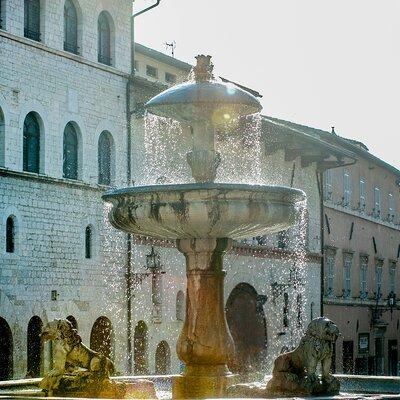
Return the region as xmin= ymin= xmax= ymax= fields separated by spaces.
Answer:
xmin=165 ymin=41 xmax=176 ymax=57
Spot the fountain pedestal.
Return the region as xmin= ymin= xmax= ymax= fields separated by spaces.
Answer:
xmin=173 ymin=238 xmax=237 ymax=399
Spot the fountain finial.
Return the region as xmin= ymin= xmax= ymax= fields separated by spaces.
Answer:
xmin=194 ymin=55 xmax=214 ymax=82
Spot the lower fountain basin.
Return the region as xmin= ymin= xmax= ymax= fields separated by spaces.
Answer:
xmin=102 ymin=183 xmax=305 ymax=240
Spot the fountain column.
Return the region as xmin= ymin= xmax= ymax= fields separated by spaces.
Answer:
xmin=173 ymin=237 xmax=236 ymax=399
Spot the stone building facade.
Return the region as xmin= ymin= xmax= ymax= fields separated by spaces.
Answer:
xmin=261 ymin=120 xmax=400 ymax=376
xmin=0 ymin=0 xmax=132 ymax=379
xmin=322 ymin=134 xmax=400 ymax=376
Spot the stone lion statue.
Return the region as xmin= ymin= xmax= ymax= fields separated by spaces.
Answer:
xmin=39 ymin=319 xmax=116 ymax=397
xmin=266 ymin=316 xmax=340 ymax=396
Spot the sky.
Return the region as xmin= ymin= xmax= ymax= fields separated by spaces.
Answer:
xmin=134 ymin=0 xmax=400 ymax=168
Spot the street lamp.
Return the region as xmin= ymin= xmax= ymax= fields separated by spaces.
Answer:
xmin=146 ymin=246 xmax=161 ymax=272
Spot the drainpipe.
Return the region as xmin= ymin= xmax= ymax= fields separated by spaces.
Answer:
xmin=125 ymin=0 xmax=161 ymax=375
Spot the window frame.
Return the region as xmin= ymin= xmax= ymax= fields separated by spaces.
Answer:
xmin=343 ymin=253 xmax=352 ymax=298
xmin=146 ymin=65 xmax=158 ymax=78
xmin=388 ymin=192 xmax=395 ymax=222
xmin=98 ymin=131 xmax=113 ymax=185
xmin=374 ymin=187 xmax=381 ymax=217
xmin=326 ymin=252 xmax=335 ymax=296
xmin=24 ymin=0 xmax=41 ymax=41
xmin=23 ymin=112 xmax=41 ymax=174
xmin=359 ymin=256 xmax=368 ymax=299
xmin=5 ymin=216 xmax=15 ymax=253
xmin=63 ymin=122 xmax=79 ymax=180
xmin=359 ymin=177 xmax=366 ymax=212
xmin=85 ymin=225 xmax=92 ymax=259
xmin=343 ymin=170 xmax=351 ymax=206
xmin=165 ymin=72 xmax=177 ymax=84
xmin=389 ymin=262 xmax=396 ymax=294
xmin=64 ymin=0 xmax=79 ymax=54
xmin=375 ymin=259 xmax=383 ymax=299
xmin=98 ymin=11 xmax=112 ymax=66
xmin=324 ymin=169 xmax=333 ymax=200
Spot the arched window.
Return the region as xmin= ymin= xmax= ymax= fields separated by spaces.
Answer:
xmin=85 ymin=225 xmax=92 ymax=259
xmin=134 ymin=320 xmax=148 ymax=374
xmin=63 ymin=122 xmax=78 ymax=180
xmin=176 ymin=290 xmax=185 ymax=321
xmin=0 ymin=317 xmax=13 ymax=380
xmin=155 ymin=341 xmax=171 ymax=374
xmin=98 ymin=11 xmax=111 ymax=65
xmin=6 ymin=216 xmax=15 ymax=253
xmin=23 ymin=112 xmax=40 ymax=173
xmin=283 ymin=292 xmax=289 ymax=328
xmin=24 ymin=0 xmax=40 ymax=41
xmin=90 ymin=316 xmax=113 ymax=359
xmin=27 ymin=316 xmax=43 ymax=377
xmin=0 ymin=107 xmax=4 ymax=167
xmin=64 ymin=0 xmax=78 ymax=54
xmin=98 ymin=131 xmax=113 ymax=185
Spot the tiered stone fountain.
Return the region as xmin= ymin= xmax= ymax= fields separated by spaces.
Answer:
xmin=103 ymin=55 xmax=305 ymax=399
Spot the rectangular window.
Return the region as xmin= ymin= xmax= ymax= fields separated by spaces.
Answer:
xmin=389 ymin=262 xmax=396 ymax=294
xmin=165 ymin=72 xmax=177 ymax=84
xmin=146 ymin=64 xmax=158 ymax=78
xmin=343 ymin=170 xmax=351 ymax=206
xmin=375 ymin=260 xmax=383 ymax=299
xmin=324 ymin=170 xmax=333 ymax=200
xmin=374 ymin=187 xmax=381 ymax=217
xmin=343 ymin=253 xmax=352 ymax=298
xmin=277 ymin=230 xmax=289 ymax=249
xmin=326 ymin=253 xmax=335 ymax=295
xmin=388 ymin=193 xmax=395 ymax=222
xmin=134 ymin=60 xmax=139 ymax=72
xmin=0 ymin=0 xmax=4 ymax=30
xmin=359 ymin=178 xmax=366 ymax=212
xmin=360 ymin=256 xmax=368 ymax=299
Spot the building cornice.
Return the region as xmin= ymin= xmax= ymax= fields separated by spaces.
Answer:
xmin=132 ymin=236 xmax=321 ymax=262
xmin=324 ymin=201 xmax=400 ymax=232
xmin=323 ymin=296 xmax=399 ymax=309
xmin=0 ymin=30 xmax=130 ymax=79
xmin=0 ymin=168 xmax=109 ymax=192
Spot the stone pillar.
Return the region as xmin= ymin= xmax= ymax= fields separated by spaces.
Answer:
xmin=172 ymin=238 xmax=236 ymax=399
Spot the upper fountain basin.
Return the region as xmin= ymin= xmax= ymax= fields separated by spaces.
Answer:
xmin=145 ymin=81 xmax=262 ymax=124
xmin=102 ymin=183 xmax=305 ymax=240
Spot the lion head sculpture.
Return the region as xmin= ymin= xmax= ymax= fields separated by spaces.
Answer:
xmin=304 ymin=316 xmax=340 ymax=343
xmin=41 ymin=319 xmax=81 ymax=346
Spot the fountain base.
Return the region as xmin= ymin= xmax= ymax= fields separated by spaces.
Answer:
xmin=172 ymin=367 xmax=237 ymax=399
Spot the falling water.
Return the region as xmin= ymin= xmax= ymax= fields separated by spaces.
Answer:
xmin=215 ymin=113 xmax=264 ymax=184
